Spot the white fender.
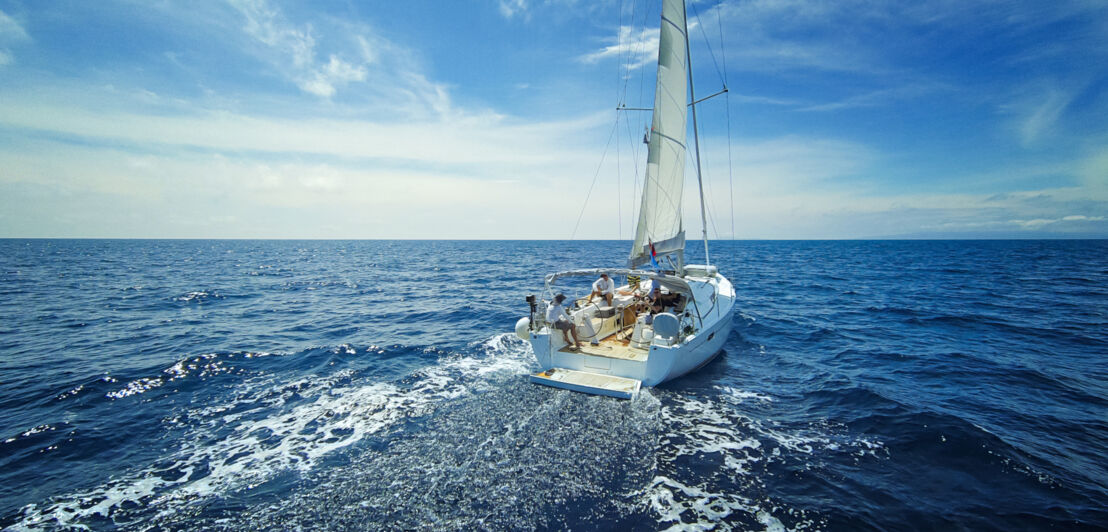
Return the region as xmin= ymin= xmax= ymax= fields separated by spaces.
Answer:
xmin=515 ymin=317 xmax=531 ymax=340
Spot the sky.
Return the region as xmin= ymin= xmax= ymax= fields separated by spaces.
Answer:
xmin=0 ymin=0 xmax=1106 ymax=239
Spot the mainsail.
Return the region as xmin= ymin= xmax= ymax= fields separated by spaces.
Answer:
xmin=629 ymin=0 xmax=688 ymax=269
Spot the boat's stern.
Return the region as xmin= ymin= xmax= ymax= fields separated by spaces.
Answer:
xmin=527 ymin=330 xmax=555 ymax=370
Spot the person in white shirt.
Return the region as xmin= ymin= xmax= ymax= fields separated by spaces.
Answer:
xmin=545 ymin=294 xmax=581 ymax=350
xmin=588 ymin=273 xmax=615 ymax=306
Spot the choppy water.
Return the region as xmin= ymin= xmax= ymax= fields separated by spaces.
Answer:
xmin=0 ymin=239 xmax=1105 ymax=530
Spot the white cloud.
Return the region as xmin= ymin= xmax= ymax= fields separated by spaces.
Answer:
xmin=0 ymin=8 xmax=30 ymax=67
xmin=1079 ymin=146 xmax=1108 ymax=188
xmin=355 ymin=35 xmax=379 ymax=65
xmin=688 ymin=132 xmax=1108 ymax=238
xmin=1063 ymin=215 xmax=1105 ymax=222
xmin=1011 ymin=215 xmax=1106 ymax=229
xmin=0 ymin=9 xmax=29 ymax=41
xmin=0 ymin=135 xmax=604 ymax=238
xmin=0 ymin=89 xmax=605 ymax=168
xmin=227 ymin=0 xmax=376 ymax=100
xmin=1012 ymin=86 xmax=1073 ymax=146
xmin=708 ymin=0 xmax=886 ymax=74
xmin=798 ymin=83 xmax=951 ymax=112
xmin=579 ymin=25 xmax=659 ymax=72
xmin=498 ymin=0 xmax=528 ymax=19
xmin=729 ymin=92 xmax=796 ymax=106
xmin=298 ymin=55 xmax=367 ymax=98
xmin=3 ymin=111 xmax=1106 ymax=238
xmin=231 ymin=0 xmax=315 ymax=66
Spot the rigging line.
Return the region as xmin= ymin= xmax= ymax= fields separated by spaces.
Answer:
xmin=570 ymin=118 xmax=619 ymax=240
xmin=636 ymin=0 xmax=651 ymax=119
xmin=619 ymin=0 xmax=638 ymax=103
xmin=715 ymin=0 xmax=736 ymax=240
xmin=617 ymin=0 xmax=645 ymax=106
xmin=618 ymin=0 xmax=640 ymax=103
xmin=688 ymin=133 xmax=722 ymax=241
xmin=623 ymin=109 xmax=642 ymax=232
xmin=616 ymin=0 xmax=625 ymax=241
xmin=698 ymin=130 xmax=723 ymax=240
xmin=618 ymin=0 xmax=624 ymax=103
xmin=617 ymin=100 xmax=622 ymax=240
xmin=705 ymin=174 xmax=722 ymax=239
xmin=715 ymin=0 xmax=729 ymax=88
xmin=690 ymin=1 xmax=725 ymax=86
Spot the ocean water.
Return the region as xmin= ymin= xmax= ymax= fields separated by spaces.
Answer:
xmin=0 ymin=239 xmax=1105 ymax=531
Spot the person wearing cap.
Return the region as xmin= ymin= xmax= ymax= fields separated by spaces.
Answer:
xmin=587 ymin=273 xmax=615 ymax=306
xmin=647 ymin=276 xmax=680 ymax=313
xmin=545 ymin=293 xmax=582 ymax=350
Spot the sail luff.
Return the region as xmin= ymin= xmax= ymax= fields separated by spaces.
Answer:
xmin=629 ymin=0 xmax=688 ymax=269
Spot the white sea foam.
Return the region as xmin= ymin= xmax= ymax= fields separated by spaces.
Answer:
xmin=174 ymin=290 xmax=221 ymax=303
xmin=11 ymin=334 xmax=533 ymax=530
xmin=642 ymin=390 xmax=887 ymax=531
xmin=717 ymin=385 xmax=773 ymax=403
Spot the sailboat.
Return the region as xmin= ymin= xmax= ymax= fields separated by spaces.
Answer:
xmin=513 ymin=0 xmax=736 ymax=398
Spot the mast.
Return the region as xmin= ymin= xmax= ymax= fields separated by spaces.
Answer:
xmin=683 ymin=0 xmax=710 ymax=267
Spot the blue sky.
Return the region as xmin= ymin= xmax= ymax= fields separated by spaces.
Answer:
xmin=0 ymin=0 xmax=1105 ymax=239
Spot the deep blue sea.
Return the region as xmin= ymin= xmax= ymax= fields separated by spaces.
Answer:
xmin=1 ymin=239 xmax=1105 ymax=530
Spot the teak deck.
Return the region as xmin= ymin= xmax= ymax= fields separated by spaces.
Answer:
xmin=557 ymin=329 xmax=648 ymax=362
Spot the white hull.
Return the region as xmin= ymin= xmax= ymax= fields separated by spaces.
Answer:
xmin=525 ymin=269 xmax=735 ymax=389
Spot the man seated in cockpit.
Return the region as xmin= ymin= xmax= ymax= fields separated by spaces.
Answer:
xmin=648 ymin=278 xmax=681 ymax=313
xmin=587 ymin=273 xmax=615 ymax=306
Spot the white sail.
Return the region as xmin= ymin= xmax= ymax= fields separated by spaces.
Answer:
xmin=629 ymin=0 xmax=688 ymax=269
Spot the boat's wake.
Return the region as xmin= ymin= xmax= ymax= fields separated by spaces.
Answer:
xmin=636 ymin=387 xmax=886 ymax=530
xmin=8 ymin=335 xmax=535 ymax=530
xmin=9 ymin=335 xmax=885 ymax=531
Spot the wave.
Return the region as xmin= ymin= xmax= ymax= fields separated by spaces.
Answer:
xmin=6 ymin=335 xmax=534 ymax=530
xmin=631 ymin=388 xmax=886 ymax=531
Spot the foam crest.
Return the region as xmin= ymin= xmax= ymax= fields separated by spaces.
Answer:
xmin=3 ymin=424 xmax=63 ymax=445
xmin=643 ymin=475 xmax=765 ymax=531
xmin=717 ymin=385 xmax=773 ymax=403
xmin=407 ymin=334 xmax=535 ymax=397
xmin=103 ymin=353 xmax=235 ymax=400
xmin=173 ymin=290 xmax=223 ymax=303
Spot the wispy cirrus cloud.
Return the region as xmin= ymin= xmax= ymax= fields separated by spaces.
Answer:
xmin=198 ymin=0 xmax=457 ymax=119
xmin=0 ymin=8 xmax=30 ymax=66
xmin=229 ymin=0 xmax=368 ymax=98
xmin=0 ymin=81 xmax=613 ymax=238
xmin=498 ymin=0 xmax=528 ymax=20
xmin=798 ymin=83 xmax=952 ymax=112
xmin=1004 ymin=85 xmax=1075 ymax=147
xmin=0 ymin=86 xmax=604 ymax=167
xmin=579 ymin=25 xmax=659 ymax=71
